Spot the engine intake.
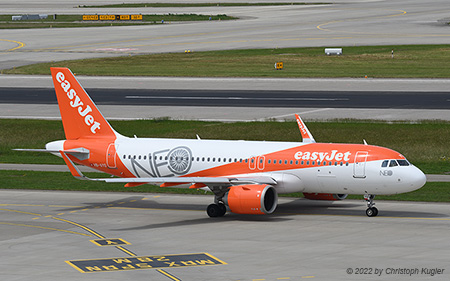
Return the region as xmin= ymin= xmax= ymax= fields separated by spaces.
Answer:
xmin=224 ymin=184 xmax=278 ymax=215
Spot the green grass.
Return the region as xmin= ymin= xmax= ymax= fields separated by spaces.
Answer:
xmin=80 ymin=2 xmax=330 ymax=8
xmin=0 ymin=14 xmax=235 ymax=29
xmin=346 ymin=182 xmax=450 ymax=202
xmin=1 ymin=119 xmax=449 ymax=174
xmin=1 ymin=170 xmax=448 ymax=202
xmin=5 ymin=45 xmax=450 ymax=78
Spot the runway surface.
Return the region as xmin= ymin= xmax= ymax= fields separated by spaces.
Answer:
xmin=1 ymin=75 xmax=449 ymax=121
xmin=1 ymin=189 xmax=449 ymax=280
xmin=1 ymin=87 xmax=449 ymax=109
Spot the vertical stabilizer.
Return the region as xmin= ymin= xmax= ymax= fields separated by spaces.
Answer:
xmin=51 ymin=67 xmax=117 ymax=140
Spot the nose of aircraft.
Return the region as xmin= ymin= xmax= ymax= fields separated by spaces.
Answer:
xmin=407 ymin=166 xmax=427 ymax=192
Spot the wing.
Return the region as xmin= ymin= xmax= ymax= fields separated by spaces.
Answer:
xmin=59 ymin=151 xmax=277 ymax=188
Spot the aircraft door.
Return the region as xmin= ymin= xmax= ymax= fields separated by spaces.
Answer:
xmin=353 ymin=151 xmax=368 ymax=178
xmin=107 ymin=143 xmax=118 ymax=169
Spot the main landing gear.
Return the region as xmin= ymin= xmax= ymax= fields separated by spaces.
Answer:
xmin=207 ymin=203 xmax=226 ymax=217
xmin=207 ymin=189 xmax=228 ymax=218
xmin=364 ymin=194 xmax=378 ymax=217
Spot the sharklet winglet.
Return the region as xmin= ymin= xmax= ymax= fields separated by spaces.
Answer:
xmin=295 ymin=114 xmax=316 ymax=143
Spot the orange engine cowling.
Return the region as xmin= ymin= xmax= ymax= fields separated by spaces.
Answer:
xmin=303 ymin=193 xmax=348 ymax=201
xmin=224 ymin=184 xmax=278 ymax=215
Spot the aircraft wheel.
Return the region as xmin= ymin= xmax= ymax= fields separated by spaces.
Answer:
xmin=371 ymin=207 xmax=378 ymax=217
xmin=217 ymin=203 xmax=227 ymax=217
xmin=207 ymin=204 xmax=221 ymax=217
xmin=366 ymin=207 xmax=378 ymax=217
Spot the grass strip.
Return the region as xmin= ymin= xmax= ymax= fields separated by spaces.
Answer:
xmin=0 ymin=14 xmax=235 ymax=29
xmin=0 ymin=170 xmax=448 ymax=202
xmin=80 ymin=2 xmax=330 ymax=8
xmin=1 ymin=119 xmax=449 ymax=174
xmin=5 ymin=45 xmax=450 ymax=78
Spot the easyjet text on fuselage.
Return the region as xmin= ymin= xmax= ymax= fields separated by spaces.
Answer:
xmin=294 ymin=150 xmax=351 ymax=162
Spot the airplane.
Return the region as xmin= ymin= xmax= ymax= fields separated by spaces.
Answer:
xmin=16 ymin=67 xmax=426 ymax=218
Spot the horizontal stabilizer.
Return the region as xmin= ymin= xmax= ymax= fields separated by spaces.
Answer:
xmin=14 ymin=148 xmax=89 ymax=154
xmin=14 ymin=147 xmax=90 ymax=160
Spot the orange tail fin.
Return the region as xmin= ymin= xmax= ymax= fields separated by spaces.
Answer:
xmin=51 ymin=67 xmax=117 ymax=140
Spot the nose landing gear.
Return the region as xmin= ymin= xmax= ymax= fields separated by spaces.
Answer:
xmin=364 ymin=194 xmax=378 ymax=217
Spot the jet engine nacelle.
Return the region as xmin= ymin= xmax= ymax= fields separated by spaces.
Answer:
xmin=303 ymin=193 xmax=348 ymax=201
xmin=224 ymin=184 xmax=278 ymax=215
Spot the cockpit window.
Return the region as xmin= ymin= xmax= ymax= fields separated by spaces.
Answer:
xmin=389 ymin=160 xmax=398 ymax=167
xmin=397 ymin=159 xmax=410 ymax=166
xmin=381 ymin=160 xmax=389 ymax=167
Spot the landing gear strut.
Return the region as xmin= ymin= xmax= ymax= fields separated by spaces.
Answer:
xmin=364 ymin=194 xmax=378 ymax=217
xmin=206 ymin=189 xmax=228 ymax=217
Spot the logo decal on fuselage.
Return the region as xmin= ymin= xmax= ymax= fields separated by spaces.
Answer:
xmin=129 ymin=146 xmax=193 ymax=178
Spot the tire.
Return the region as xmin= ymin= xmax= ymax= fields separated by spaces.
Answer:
xmin=366 ymin=207 xmax=378 ymax=217
xmin=371 ymin=207 xmax=379 ymax=217
xmin=207 ymin=204 xmax=220 ymax=217
xmin=217 ymin=203 xmax=227 ymax=217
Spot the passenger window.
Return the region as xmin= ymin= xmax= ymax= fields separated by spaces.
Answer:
xmin=381 ymin=160 xmax=389 ymax=167
xmin=389 ymin=160 xmax=398 ymax=167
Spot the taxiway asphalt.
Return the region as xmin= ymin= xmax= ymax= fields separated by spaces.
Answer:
xmin=1 ymin=189 xmax=449 ymax=280
xmin=1 ymin=0 xmax=450 ymax=69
